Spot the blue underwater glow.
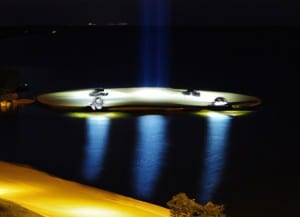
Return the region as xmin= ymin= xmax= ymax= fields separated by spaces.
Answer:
xmin=199 ymin=113 xmax=232 ymax=203
xmin=134 ymin=115 xmax=169 ymax=200
xmin=140 ymin=0 xmax=170 ymax=86
xmin=82 ymin=117 xmax=110 ymax=182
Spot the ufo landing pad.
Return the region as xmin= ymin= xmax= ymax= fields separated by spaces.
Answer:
xmin=37 ymin=87 xmax=261 ymax=112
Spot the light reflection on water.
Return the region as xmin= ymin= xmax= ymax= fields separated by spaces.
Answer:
xmin=134 ymin=115 xmax=169 ymax=200
xmin=199 ymin=113 xmax=231 ymax=203
xmin=82 ymin=116 xmax=111 ymax=182
xmin=79 ymin=111 xmax=233 ymax=203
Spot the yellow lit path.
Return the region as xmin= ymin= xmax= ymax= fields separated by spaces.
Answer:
xmin=0 ymin=161 xmax=169 ymax=217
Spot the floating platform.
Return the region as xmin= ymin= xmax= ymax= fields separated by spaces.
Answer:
xmin=37 ymin=87 xmax=261 ymax=112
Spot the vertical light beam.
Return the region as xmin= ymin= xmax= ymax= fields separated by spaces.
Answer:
xmin=200 ymin=113 xmax=231 ymax=203
xmin=140 ymin=0 xmax=170 ymax=86
xmin=155 ymin=0 xmax=170 ymax=87
xmin=82 ymin=117 xmax=110 ymax=182
xmin=134 ymin=115 xmax=168 ymax=200
xmin=140 ymin=0 xmax=154 ymax=86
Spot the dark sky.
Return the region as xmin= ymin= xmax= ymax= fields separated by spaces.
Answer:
xmin=1 ymin=0 xmax=300 ymax=26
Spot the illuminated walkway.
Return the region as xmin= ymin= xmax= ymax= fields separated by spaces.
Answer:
xmin=0 ymin=161 xmax=169 ymax=217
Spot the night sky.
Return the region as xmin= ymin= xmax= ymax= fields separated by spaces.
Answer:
xmin=1 ymin=1 xmax=300 ymax=26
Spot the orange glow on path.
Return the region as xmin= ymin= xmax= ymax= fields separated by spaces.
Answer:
xmin=0 ymin=161 xmax=169 ymax=217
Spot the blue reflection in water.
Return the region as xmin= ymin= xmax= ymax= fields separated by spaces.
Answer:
xmin=82 ymin=117 xmax=110 ymax=182
xmin=200 ymin=113 xmax=231 ymax=203
xmin=134 ymin=115 xmax=168 ymax=200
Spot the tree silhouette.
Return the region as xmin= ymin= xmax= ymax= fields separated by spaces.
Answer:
xmin=167 ymin=193 xmax=226 ymax=217
xmin=0 ymin=68 xmax=20 ymax=94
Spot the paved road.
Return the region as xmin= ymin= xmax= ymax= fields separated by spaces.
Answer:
xmin=0 ymin=161 xmax=169 ymax=217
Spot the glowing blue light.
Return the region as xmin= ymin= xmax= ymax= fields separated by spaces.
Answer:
xmin=134 ymin=115 xmax=169 ymax=199
xmin=140 ymin=0 xmax=170 ymax=87
xmin=155 ymin=27 xmax=169 ymax=86
xmin=82 ymin=117 xmax=110 ymax=182
xmin=199 ymin=114 xmax=232 ymax=203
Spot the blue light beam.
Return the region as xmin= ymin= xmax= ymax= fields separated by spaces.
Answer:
xmin=200 ymin=113 xmax=232 ymax=203
xmin=134 ymin=115 xmax=169 ymax=200
xmin=82 ymin=117 xmax=110 ymax=182
xmin=140 ymin=0 xmax=170 ymax=87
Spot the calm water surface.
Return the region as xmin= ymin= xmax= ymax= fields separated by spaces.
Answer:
xmin=0 ymin=27 xmax=299 ymax=217
xmin=1 ymin=101 xmax=298 ymax=217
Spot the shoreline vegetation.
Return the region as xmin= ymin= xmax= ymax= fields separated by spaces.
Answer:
xmin=0 ymin=69 xmax=34 ymax=112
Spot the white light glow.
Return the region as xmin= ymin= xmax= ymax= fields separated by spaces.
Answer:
xmin=213 ymin=101 xmax=228 ymax=106
xmin=132 ymin=88 xmax=172 ymax=99
xmin=205 ymin=111 xmax=231 ymax=119
xmin=195 ymin=110 xmax=253 ymax=117
xmin=37 ymin=87 xmax=261 ymax=111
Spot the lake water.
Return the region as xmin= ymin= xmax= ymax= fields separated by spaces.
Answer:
xmin=0 ymin=27 xmax=299 ymax=217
